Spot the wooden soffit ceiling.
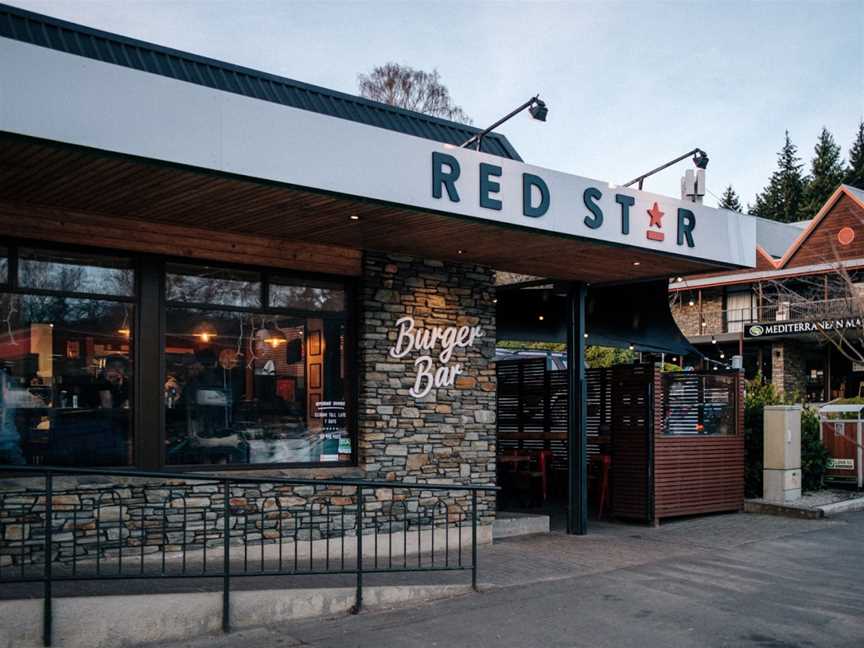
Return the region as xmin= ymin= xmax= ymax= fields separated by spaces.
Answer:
xmin=0 ymin=135 xmax=732 ymax=283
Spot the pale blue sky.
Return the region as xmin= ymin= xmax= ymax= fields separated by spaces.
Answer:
xmin=10 ymin=0 xmax=864 ymax=208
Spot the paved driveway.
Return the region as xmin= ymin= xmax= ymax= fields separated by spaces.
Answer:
xmin=154 ymin=511 xmax=864 ymax=648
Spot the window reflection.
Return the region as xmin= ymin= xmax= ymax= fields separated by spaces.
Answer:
xmin=0 ymin=248 xmax=7 ymax=284
xmin=269 ymin=279 xmax=345 ymax=312
xmin=164 ymin=307 xmax=348 ymax=465
xmin=166 ymin=264 xmax=261 ymax=308
xmin=18 ymin=248 xmax=134 ymax=297
xmin=0 ymin=293 xmax=134 ymax=466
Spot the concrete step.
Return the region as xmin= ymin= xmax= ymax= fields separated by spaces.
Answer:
xmin=493 ymin=512 xmax=550 ymax=539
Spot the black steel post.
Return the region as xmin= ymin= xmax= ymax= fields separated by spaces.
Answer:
xmin=222 ymin=479 xmax=231 ymax=633
xmin=43 ymin=472 xmax=53 ymax=647
xmin=352 ymin=487 xmax=364 ymax=614
xmin=471 ymin=490 xmax=478 ymax=591
xmin=566 ymin=283 xmax=588 ymax=535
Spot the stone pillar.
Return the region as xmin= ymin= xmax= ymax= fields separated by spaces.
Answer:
xmin=763 ymin=405 xmax=802 ymax=502
xmin=771 ymin=342 xmax=806 ymax=398
xmin=358 ymin=252 xmax=497 ymax=523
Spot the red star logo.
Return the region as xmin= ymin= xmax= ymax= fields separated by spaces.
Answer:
xmin=646 ymin=202 xmax=665 ymax=242
xmin=647 ymin=202 xmax=664 ymax=228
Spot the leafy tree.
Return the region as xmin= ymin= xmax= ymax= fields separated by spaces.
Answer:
xmin=718 ymin=185 xmax=743 ymax=212
xmin=750 ymin=131 xmax=807 ymax=223
xmin=801 ymin=127 xmax=846 ymax=217
xmin=846 ymin=119 xmax=864 ymax=190
xmin=358 ymin=63 xmax=471 ymax=123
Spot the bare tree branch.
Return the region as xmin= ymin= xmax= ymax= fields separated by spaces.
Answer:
xmin=358 ymin=63 xmax=472 ymax=124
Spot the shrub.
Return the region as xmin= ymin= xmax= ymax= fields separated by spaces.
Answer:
xmin=744 ymin=374 xmax=781 ymax=498
xmin=801 ymin=406 xmax=830 ymax=492
xmin=744 ymin=374 xmax=831 ymax=496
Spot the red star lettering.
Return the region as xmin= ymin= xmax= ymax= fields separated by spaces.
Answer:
xmin=646 ymin=202 xmax=665 ymax=242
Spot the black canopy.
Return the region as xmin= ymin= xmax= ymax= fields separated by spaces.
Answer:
xmin=496 ymin=280 xmax=697 ymax=356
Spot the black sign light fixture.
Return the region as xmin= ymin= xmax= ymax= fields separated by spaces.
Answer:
xmin=461 ymin=95 xmax=548 ymax=151
xmin=623 ymin=147 xmax=709 ymax=191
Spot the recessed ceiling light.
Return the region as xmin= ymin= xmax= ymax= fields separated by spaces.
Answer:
xmin=457 ymin=250 xmax=464 ymax=254
xmin=350 ymin=214 xmax=359 ymax=221
xmin=538 ymin=315 xmax=545 ymax=321
xmin=632 ymin=261 xmax=641 ymax=266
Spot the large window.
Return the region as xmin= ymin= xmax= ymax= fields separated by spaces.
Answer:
xmin=164 ymin=263 xmax=351 ymax=467
xmin=0 ymin=247 xmax=135 ymax=466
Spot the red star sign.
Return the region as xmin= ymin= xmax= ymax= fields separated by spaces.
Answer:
xmin=646 ymin=202 xmax=665 ymax=242
xmin=647 ymin=202 xmax=664 ymax=228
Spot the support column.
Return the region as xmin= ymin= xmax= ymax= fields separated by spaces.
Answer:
xmin=566 ymin=283 xmax=588 ymax=535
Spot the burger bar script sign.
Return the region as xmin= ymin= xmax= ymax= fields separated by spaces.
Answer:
xmin=388 ymin=316 xmax=484 ymax=399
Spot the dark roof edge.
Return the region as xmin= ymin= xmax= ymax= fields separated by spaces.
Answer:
xmin=0 ymin=2 xmax=523 ymax=162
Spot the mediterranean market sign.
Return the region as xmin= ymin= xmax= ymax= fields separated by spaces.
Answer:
xmin=746 ymin=318 xmax=864 ymax=338
xmin=0 ymin=36 xmax=756 ymax=269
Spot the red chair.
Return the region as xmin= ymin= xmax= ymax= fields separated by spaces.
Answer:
xmin=596 ymin=454 xmax=612 ymax=519
xmin=516 ymin=449 xmax=552 ymax=503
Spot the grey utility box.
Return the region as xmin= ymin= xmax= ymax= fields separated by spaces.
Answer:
xmin=763 ymin=405 xmax=802 ymax=502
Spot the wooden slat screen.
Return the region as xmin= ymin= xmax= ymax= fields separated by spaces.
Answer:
xmin=654 ymin=371 xmax=744 ymax=520
xmin=609 ymin=364 xmax=653 ymax=522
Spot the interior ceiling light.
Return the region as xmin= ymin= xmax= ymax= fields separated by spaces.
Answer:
xmin=350 ymin=214 xmax=360 ymax=221
xmin=632 ymin=261 xmax=641 ymax=266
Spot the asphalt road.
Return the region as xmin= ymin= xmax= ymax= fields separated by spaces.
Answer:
xmin=154 ymin=511 xmax=864 ymax=648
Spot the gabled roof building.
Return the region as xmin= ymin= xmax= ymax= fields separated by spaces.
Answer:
xmin=671 ymin=185 xmax=864 ymax=401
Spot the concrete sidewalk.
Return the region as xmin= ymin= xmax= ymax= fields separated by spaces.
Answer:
xmin=146 ymin=511 xmax=864 ymax=648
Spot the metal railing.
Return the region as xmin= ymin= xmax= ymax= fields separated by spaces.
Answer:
xmin=0 ymin=465 xmax=496 ymax=646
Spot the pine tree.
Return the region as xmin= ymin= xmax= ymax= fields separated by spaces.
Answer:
xmin=801 ymin=127 xmax=846 ymax=217
xmin=847 ymin=119 xmax=864 ymax=190
xmin=718 ymin=185 xmax=743 ymax=212
xmin=751 ymin=131 xmax=807 ymax=223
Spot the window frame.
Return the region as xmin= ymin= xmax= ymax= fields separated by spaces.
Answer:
xmin=158 ymin=255 xmax=358 ymax=472
xmin=0 ymin=238 xmax=140 ymax=468
xmin=0 ymin=240 xmax=359 ymax=472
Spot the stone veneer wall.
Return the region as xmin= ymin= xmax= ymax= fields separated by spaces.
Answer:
xmin=0 ymin=251 xmax=498 ymax=568
xmin=358 ymin=252 xmax=497 ymax=523
xmin=671 ymin=290 xmax=724 ymax=338
xmin=771 ymin=341 xmax=807 ymax=397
